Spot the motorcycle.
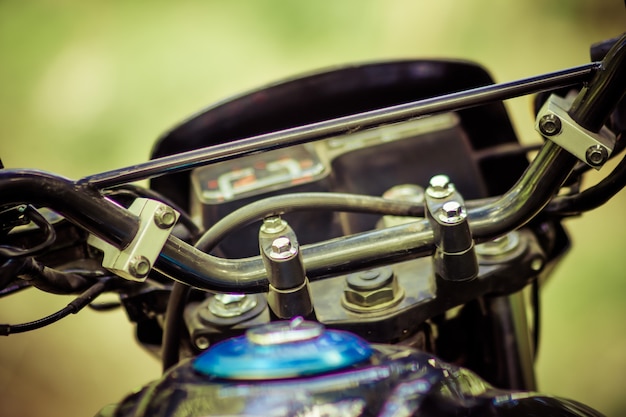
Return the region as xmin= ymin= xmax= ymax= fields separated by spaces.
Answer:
xmin=1 ymin=6 xmax=625 ymax=417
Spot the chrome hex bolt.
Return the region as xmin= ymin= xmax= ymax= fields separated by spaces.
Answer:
xmin=269 ymin=236 xmax=297 ymax=260
xmin=272 ymin=236 xmax=292 ymax=253
xmin=438 ymin=200 xmax=465 ymax=224
xmin=128 ymin=255 xmax=151 ymax=278
xmin=194 ymin=336 xmax=210 ymax=350
xmin=585 ymin=145 xmax=609 ymax=167
xmin=261 ymin=215 xmax=287 ymax=234
xmin=538 ymin=114 xmax=562 ymax=136
xmin=154 ymin=205 xmax=177 ymax=229
xmin=427 ymin=174 xmax=454 ymax=199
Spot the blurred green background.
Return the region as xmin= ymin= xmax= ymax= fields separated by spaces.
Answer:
xmin=0 ymin=1 xmax=625 ymax=416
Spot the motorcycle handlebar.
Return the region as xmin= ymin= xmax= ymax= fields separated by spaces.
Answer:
xmin=2 ymin=34 xmax=625 ymax=292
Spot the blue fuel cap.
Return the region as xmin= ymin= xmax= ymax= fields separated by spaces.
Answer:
xmin=193 ymin=318 xmax=373 ymax=380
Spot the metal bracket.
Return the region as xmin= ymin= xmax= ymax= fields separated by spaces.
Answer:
xmin=535 ymin=94 xmax=616 ymax=169
xmin=88 ymin=198 xmax=179 ymax=281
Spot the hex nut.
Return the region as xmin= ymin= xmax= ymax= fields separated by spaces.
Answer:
xmin=343 ymin=284 xmax=397 ymax=308
xmin=343 ymin=268 xmax=403 ymax=311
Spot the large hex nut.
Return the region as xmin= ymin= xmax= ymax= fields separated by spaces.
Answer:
xmin=342 ymin=267 xmax=404 ymax=312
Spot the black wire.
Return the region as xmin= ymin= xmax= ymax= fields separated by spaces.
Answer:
xmin=161 ymin=281 xmax=191 ymax=373
xmin=0 ymin=279 xmax=31 ymax=298
xmin=546 ymin=150 xmax=626 ymax=216
xmin=88 ymin=300 xmax=122 ymax=311
xmin=14 ymin=257 xmax=94 ymax=295
xmin=0 ymin=205 xmax=56 ymax=258
xmin=0 ymin=305 xmax=73 ymax=335
xmin=0 ymin=277 xmax=112 ymax=336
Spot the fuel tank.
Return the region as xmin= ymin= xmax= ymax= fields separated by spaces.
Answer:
xmin=98 ymin=319 xmax=602 ymax=417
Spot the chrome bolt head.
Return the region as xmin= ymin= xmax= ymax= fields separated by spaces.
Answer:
xmin=427 ymin=174 xmax=454 ymax=199
xmin=271 ymin=236 xmax=292 ymax=253
xmin=154 ymin=205 xmax=177 ymax=229
xmin=194 ymin=336 xmax=210 ymax=350
xmin=128 ymin=255 xmax=151 ymax=278
xmin=539 ymin=114 xmax=562 ymax=136
xmin=585 ymin=145 xmax=608 ymax=167
xmin=438 ymin=201 xmax=465 ymax=224
xmin=269 ymin=236 xmax=298 ymax=259
xmin=261 ymin=215 xmax=287 ymax=234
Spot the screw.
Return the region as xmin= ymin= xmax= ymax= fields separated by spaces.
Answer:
xmin=443 ymin=201 xmax=462 ymax=217
xmin=262 ymin=215 xmax=287 ymax=234
xmin=530 ymin=257 xmax=544 ymax=272
xmin=154 ymin=205 xmax=177 ymax=229
xmin=539 ymin=114 xmax=562 ymax=136
xmin=268 ymin=236 xmax=297 ymax=259
xmin=128 ymin=256 xmax=151 ymax=278
xmin=195 ymin=336 xmax=210 ymax=350
xmin=438 ymin=201 xmax=465 ymax=224
xmin=585 ymin=145 xmax=608 ymax=167
xmin=427 ymin=175 xmax=454 ymax=199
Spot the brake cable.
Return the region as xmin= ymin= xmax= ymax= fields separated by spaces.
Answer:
xmin=0 ymin=276 xmax=114 ymax=336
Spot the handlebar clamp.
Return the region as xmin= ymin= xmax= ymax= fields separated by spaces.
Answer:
xmin=536 ymin=94 xmax=616 ymax=170
xmin=88 ymin=198 xmax=179 ymax=281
